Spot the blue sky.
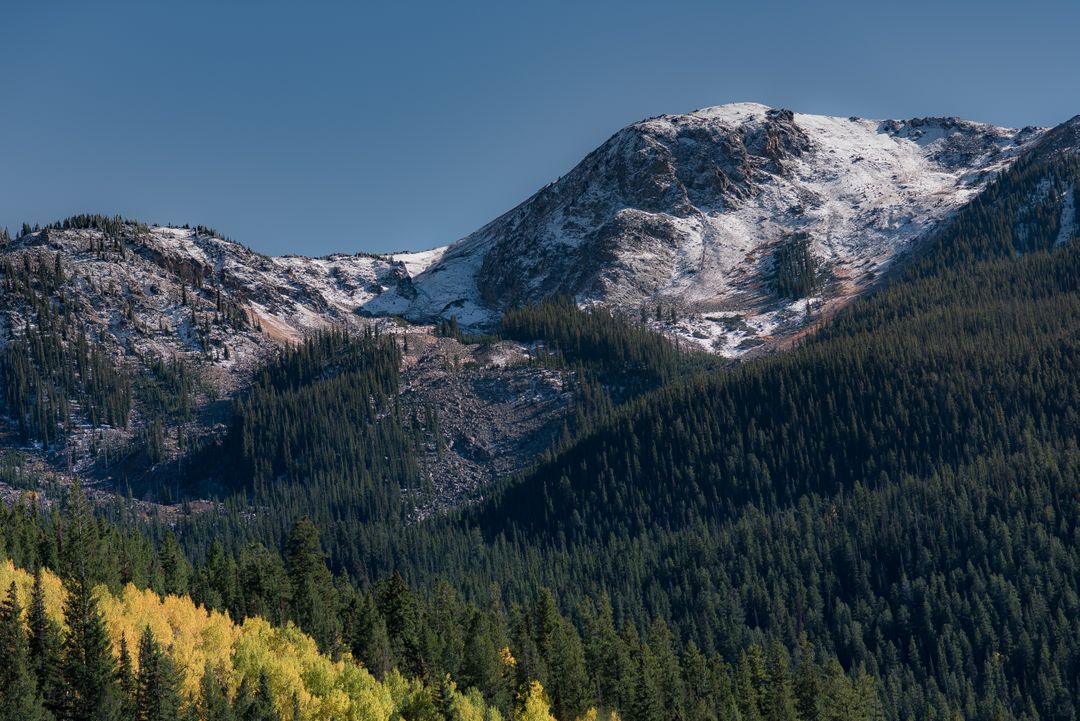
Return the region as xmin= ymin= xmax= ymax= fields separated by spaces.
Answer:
xmin=2 ymin=0 xmax=1078 ymax=255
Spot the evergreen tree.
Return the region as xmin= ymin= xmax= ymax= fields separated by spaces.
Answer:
xmin=234 ymin=672 xmax=278 ymax=721
xmin=344 ymin=591 xmax=391 ymax=678
xmin=60 ymin=572 xmax=122 ymax=721
xmin=646 ymin=619 xmax=684 ymax=721
xmin=116 ymin=633 xmax=136 ymax=721
xmin=196 ymin=663 xmax=232 ymax=721
xmin=681 ymin=640 xmax=716 ymax=721
xmin=762 ymin=640 xmax=798 ymax=721
xmin=27 ymin=568 xmax=64 ymax=719
xmin=793 ymin=637 xmax=820 ymax=721
xmin=284 ymin=517 xmax=340 ymax=653
xmin=547 ymin=616 xmax=590 ymax=721
xmin=60 ymin=482 xmax=103 ymax=586
xmin=376 ymin=572 xmax=423 ymax=677
xmin=134 ymin=625 xmax=182 ymax=721
xmin=156 ymin=532 xmax=190 ymax=598
xmin=630 ymin=643 xmax=664 ymax=721
xmin=0 ymin=582 xmax=50 ymax=721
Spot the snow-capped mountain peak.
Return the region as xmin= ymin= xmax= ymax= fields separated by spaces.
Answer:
xmin=388 ymin=103 xmax=1043 ymax=354
xmin=7 ymin=104 xmax=1058 ymax=359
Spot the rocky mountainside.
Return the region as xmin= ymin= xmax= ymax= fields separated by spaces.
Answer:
xmin=1 ymin=102 xmax=1077 ymax=512
xmin=0 ymin=224 xmax=575 ymax=506
xmin=8 ymin=104 xmax=1054 ymax=361
xmin=397 ymin=103 xmax=1048 ymax=353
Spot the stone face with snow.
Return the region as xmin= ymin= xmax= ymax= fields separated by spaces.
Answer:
xmin=397 ymin=103 xmax=1045 ymax=354
xmin=26 ymin=103 xmax=1054 ymax=359
xmin=3 ymin=104 xmax=1073 ymax=365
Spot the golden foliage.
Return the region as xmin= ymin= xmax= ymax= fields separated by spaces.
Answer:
xmin=514 ymin=681 xmax=556 ymax=721
xmin=499 ymin=646 xmax=517 ymax=667
xmin=0 ymin=560 xmax=489 ymax=721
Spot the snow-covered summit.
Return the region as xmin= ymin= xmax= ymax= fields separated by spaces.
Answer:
xmin=395 ymin=103 xmax=1046 ymax=354
xmin=9 ymin=103 xmax=1065 ymax=358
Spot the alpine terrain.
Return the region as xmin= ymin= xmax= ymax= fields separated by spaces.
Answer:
xmin=2 ymin=101 xmax=1080 ymax=721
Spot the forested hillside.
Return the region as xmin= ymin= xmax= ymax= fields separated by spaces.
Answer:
xmin=103 ymin=149 xmax=1080 ymax=721
xmin=68 ymin=148 xmax=1074 ymax=721
xmin=0 ymin=485 xmax=879 ymax=721
xmin=3 ymin=122 xmax=1080 ymax=721
xmin=448 ymin=151 xmax=1080 ymax=721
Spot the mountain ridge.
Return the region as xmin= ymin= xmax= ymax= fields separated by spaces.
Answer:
xmin=1 ymin=102 xmax=1077 ymax=504
xmin=8 ymin=103 xmax=1066 ymax=360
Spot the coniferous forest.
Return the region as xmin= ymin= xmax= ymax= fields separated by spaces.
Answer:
xmin=2 ymin=141 xmax=1080 ymax=721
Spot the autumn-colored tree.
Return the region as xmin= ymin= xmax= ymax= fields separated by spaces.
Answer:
xmin=515 ymin=681 xmax=557 ymax=721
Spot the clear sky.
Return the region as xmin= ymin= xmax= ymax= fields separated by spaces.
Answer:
xmin=3 ymin=0 xmax=1078 ymax=256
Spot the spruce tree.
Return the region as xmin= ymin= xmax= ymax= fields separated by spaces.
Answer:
xmin=134 ymin=625 xmax=182 ymax=721
xmin=60 ymin=572 xmax=121 ymax=721
xmin=197 ymin=662 xmax=232 ymax=721
xmin=27 ymin=568 xmax=63 ymax=719
xmin=235 ymin=671 xmax=278 ymax=721
xmin=344 ymin=592 xmax=391 ymax=679
xmin=156 ymin=532 xmax=190 ymax=597
xmin=116 ymin=633 xmax=136 ymax=721
xmin=285 ymin=517 xmax=340 ymax=653
xmin=630 ymin=643 xmax=664 ymax=721
xmin=375 ymin=572 xmax=422 ymax=676
xmin=60 ymin=482 xmax=101 ymax=585
xmin=547 ymin=617 xmax=590 ymax=721
xmin=0 ymin=582 xmax=50 ymax=721
xmin=762 ymin=640 xmax=798 ymax=721
xmin=793 ymin=637 xmax=821 ymax=721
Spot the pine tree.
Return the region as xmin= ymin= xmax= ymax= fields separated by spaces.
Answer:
xmin=235 ymin=671 xmax=278 ymax=721
xmin=647 ymin=619 xmax=684 ymax=721
xmin=60 ymin=482 xmax=101 ymax=585
xmin=197 ymin=663 xmax=233 ymax=721
xmin=285 ymin=517 xmax=340 ymax=653
xmin=116 ymin=633 xmax=136 ymax=721
xmin=0 ymin=582 xmax=50 ymax=721
xmin=630 ymin=643 xmax=664 ymax=721
xmin=793 ymin=637 xmax=820 ymax=721
xmin=547 ymin=617 xmax=590 ymax=721
xmin=27 ymin=568 xmax=63 ymax=719
xmin=61 ymin=573 xmax=122 ymax=721
xmin=376 ymin=572 xmax=422 ymax=677
xmin=735 ymin=645 xmax=766 ymax=721
xmin=681 ymin=640 xmax=715 ymax=721
xmin=344 ymin=591 xmax=391 ymax=679
xmin=157 ymin=532 xmax=190 ymax=597
xmin=762 ymin=640 xmax=798 ymax=721
xmin=134 ymin=625 xmax=182 ymax=721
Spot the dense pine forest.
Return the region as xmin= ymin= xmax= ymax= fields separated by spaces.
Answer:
xmin=2 ymin=143 xmax=1080 ymax=721
xmin=0 ymin=484 xmax=880 ymax=721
